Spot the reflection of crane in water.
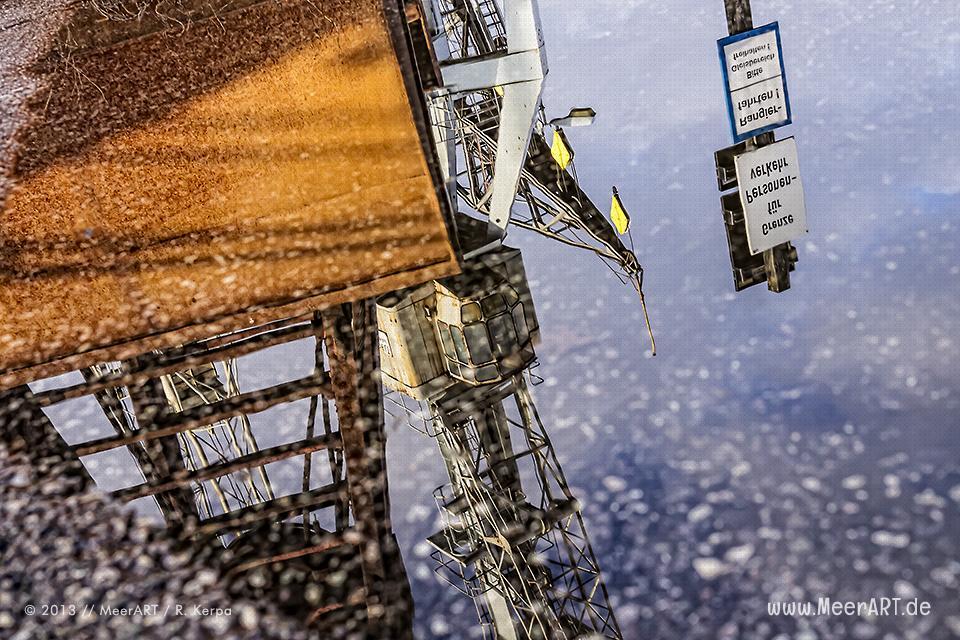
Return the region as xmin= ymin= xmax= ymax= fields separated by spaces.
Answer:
xmin=86 ymin=359 xmax=277 ymax=538
xmin=421 ymin=0 xmax=655 ymax=353
xmin=379 ymin=244 xmax=622 ymax=638
xmin=2 ymin=1 xmax=648 ymax=638
xmin=379 ymin=1 xmax=649 ymax=636
xmin=21 ymin=311 xmax=414 ymax=637
xmin=425 ymin=0 xmax=656 ymax=344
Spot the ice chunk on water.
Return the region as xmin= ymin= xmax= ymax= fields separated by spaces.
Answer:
xmin=870 ymin=530 xmax=911 ymax=548
xmin=724 ymin=544 xmax=755 ymax=565
xmin=841 ymin=475 xmax=866 ymax=490
xmin=602 ymin=475 xmax=628 ymax=493
xmin=688 ymin=504 xmax=713 ymax=523
xmin=693 ymin=557 xmax=731 ymax=580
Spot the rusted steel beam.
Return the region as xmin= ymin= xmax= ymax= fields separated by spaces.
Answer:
xmin=192 ymin=483 xmax=347 ymax=537
xmin=112 ymin=433 xmax=341 ymax=502
xmin=323 ymin=304 xmax=388 ymax=587
xmin=0 ymin=0 xmax=460 ymax=387
xmin=33 ymin=320 xmax=316 ymax=407
xmin=322 ymin=300 xmax=414 ymax=639
xmin=72 ymin=373 xmax=331 ymax=457
xmin=226 ymin=535 xmax=351 ymax=576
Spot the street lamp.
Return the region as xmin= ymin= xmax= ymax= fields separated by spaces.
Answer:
xmin=547 ymin=107 xmax=596 ymax=128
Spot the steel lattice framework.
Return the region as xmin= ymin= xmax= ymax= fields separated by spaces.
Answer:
xmin=385 ymin=1 xmax=645 ymax=636
xmin=425 ymin=376 xmax=622 ymax=639
xmin=22 ymin=308 xmax=414 ymax=638
xmin=1 ymin=3 xmax=651 ymax=639
xmin=430 ymin=0 xmax=654 ymax=351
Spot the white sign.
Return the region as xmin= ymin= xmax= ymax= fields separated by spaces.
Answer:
xmin=718 ymin=22 xmax=791 ymax=142
xmin=734 ymin=137 xmax=807 ymax=254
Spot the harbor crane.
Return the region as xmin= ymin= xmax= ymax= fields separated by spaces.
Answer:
xmin=1 ymin=1 xmax=650 ymax=638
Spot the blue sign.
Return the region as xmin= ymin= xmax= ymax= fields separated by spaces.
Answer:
xmin=718 ymin=22 xmax=792 ymax=142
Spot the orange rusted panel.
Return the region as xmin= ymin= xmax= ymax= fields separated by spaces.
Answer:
xmin=0 ymin=0 xmax=459 ymax=387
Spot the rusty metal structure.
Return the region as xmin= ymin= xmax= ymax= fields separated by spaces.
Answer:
xmin=17 ymin=306 xmax=414 ymax=637
xmin=1 ymin=1 xmax=650 ymax=639
xmin=0 ymin=0 xmax=462 ymax=385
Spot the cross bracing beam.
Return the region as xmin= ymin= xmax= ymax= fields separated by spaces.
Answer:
xmin=111 ymin=433 xmax=342 ymax=502
xmin=72 ymin=372 xmax=331 ymax=457
xmin=193 ymin=483 xmax=348 ymax=537
xmin=32 ymin=320 xmax=316 ymax=408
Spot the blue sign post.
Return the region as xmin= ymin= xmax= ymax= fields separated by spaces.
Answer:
xmin=718 ymin=22 xmax=791 ymax=142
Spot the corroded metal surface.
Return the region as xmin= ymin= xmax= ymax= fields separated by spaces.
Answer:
xmin=0 ymin=443 xmax=313 ymax=640
xmin=6 ymin=306 xmax=415 ymax=638
xmin=0 ymin=0 xmax=459 ymax=387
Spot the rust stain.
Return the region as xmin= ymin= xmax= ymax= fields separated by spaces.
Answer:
xmin=0 ymin=1 xmax=459 ymax=382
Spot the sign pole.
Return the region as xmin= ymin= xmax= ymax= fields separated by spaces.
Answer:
xmin=724 ymin=0 xmax=753 ymax=35
xmin=720 ymin=0 xmax=795 ymax=293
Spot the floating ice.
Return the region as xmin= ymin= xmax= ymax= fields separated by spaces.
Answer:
xmin=841 ymin=475 xmax=866 ymax=490
xmin=692 ymin=557 xmax=731 ymax=580
xmin=688 ymin=504 xmax=713 ymax=523
xmin=870 ymin=530 xmax=911 ymax=549
xmin=724 ymin=544 xmax=755 ymax=565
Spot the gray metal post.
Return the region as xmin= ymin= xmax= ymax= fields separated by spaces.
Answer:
xmin=724 ymin=0 xmax=753 ymax=35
